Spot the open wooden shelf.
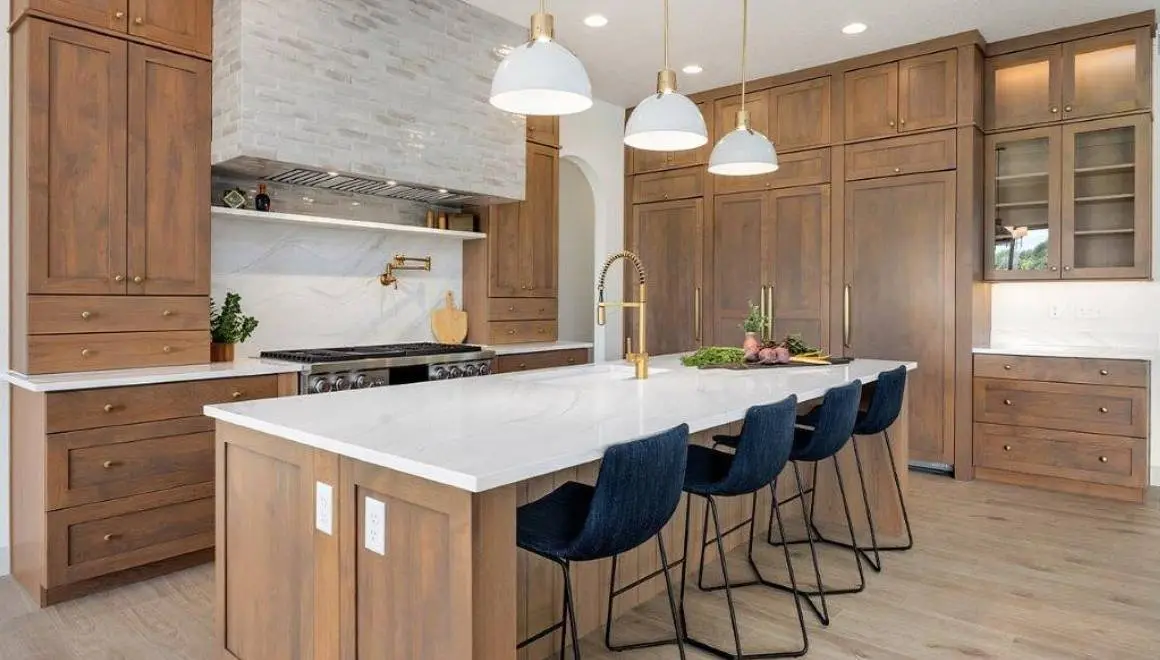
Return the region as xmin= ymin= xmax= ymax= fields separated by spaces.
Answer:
xmin=210 ymin=207 xmax=486 ymax=240
xmin=996 ymin=172 xmax=1049 ymax=181
xmin=1073 ymin=228 xmax=1136 ymax=237
xmin=995 ymin=200 xmax=1050 ymax=209
xmin=1074 ymin=193 xmax=1135 ymax=203
xmin=1074 ymin=163 xmax=1135 ymax=174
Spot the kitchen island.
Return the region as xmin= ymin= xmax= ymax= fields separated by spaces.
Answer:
xmin=206 ymin=355 xmax=916 ymax=660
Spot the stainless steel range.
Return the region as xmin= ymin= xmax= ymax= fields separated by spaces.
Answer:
xmin=261 ymin=343 xmax=495 ymax=395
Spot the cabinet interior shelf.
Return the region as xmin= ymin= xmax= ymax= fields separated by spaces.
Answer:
xmin=995 ymin=172 xmax=1049 ymax=181
xmin=1074 ymin=194 xmax=1135 ymax=203
xmin=1073 ymin=228 xmax=1136 ymax=237
xmin=995 ymin=200 xmax=1049 ymax=209
xmin=1074 ymin=163 xmax=1135 ymax=174
xmin=210 ymin=207 xmax=486 ymax=240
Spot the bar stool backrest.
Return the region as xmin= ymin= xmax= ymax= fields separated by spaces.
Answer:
xmin=855 ymin=366 xmax=908 ymax=436
xmin=715 ymin=396 xmax=798 ymax=496
xmin=567 ymin=423 xmax=690 ymax=561
xmin=794 ymin=380 xmax=862 ymax=462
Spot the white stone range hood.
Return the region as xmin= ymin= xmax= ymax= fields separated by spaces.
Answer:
xmin=211 ymin=0 xmax=527 ymax=205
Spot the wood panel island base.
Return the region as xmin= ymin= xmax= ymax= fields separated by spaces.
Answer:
xmin=208 ymin=356 xmax=914 ymax=659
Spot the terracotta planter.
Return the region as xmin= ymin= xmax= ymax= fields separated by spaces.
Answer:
xmin=742 ymin=332 xmax=761 ymax=354
xmin=210 ymin=343 xmax=235 ymax=363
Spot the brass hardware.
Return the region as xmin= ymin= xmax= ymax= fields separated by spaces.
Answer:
xmin=1003 ymin=364 xmax=1012 ymax=370
xmin=766 ymin=284 xmax=775 ymax=340
xmin=1064 ymin=105 xmax=1073 ymax=112
xmin=662 ymin=193 xmax=670 ymax=199
xmin=694 ymin=287 xmax=702 ymax=342
xmin=1063 ymin=265 xmax=1072 ymax=272
xmin=1099 ymin=369 xmax=1109 ymax=376
xmin=114 ymin=274 xmax=125 ymax=283
xmin=379 ymin=254 xmax=432 ymax=289
xmin=567 ymin=357 xmax=576 ymax=364
xmin=114 ymin=10 xmax=125 ymax=18
xmin=1003 ymin=444 xmax=1012 ymax=451
xmin=843 ymin=284 xmax=851 ymax=348
xmin=508 ymin=306 xmax=516 ymax=312
xmin=899 ymin=118 xmax=906 ymax=126
xmin=1003 ymin=399 xmax=1013 ymax=406
xmin=81 ymin=311 xmax=92 ymax=320
xmin=1099 ymin=407 xmax=1109 ymax=414
xmin=232 ymin=391 xmax=243 ymax=399
xmin=104 ymin=533 xmax=121 ymax=542
xmin=894 ymin=167 xmax=901 ymax=173
xmin=889 ymin=120 xmax=896 ymax=127
xmin=597 ymin=251 xmax=649 ymax=379
xmin=759 ymin=286 xmax=768 ymax=340
xmin=162 ymin=345 xmax=172 ymax=353
xmin=1050 ymin=266 xmax=1059 ymax=272
xmin=103 ymin=404 xmax=115 ymax=413
xmin=507 ymin=329 xmax=516 ymax=335
xmin=162 ymin=309 xmax=173 ymax=317
xmin=1099 ymin=456 xmax=1109 ymax=463
xmin=133 ymin=275 xmax=144 ymax=284
xmin=81 ymin=348 xmax=93 ymax=358
xmin=134 ymin=16 xmax=143 ymax=25
xmin=537 ymin=326 xmax=547 ymax=334
xmin=518 ymin=362 xmax=528 ymax=369
xmin=102 ymin=460 xmax=121 ymax=469
xmin=1050 ymin=106 xmax=1059 ymax=113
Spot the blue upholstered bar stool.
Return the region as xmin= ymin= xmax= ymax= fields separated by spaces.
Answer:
xmin=516 ymin=424 xmax=689 ymax=660
xmin=802 ymin=366 xmax=913 ymax=572
xmin=726 ymin=380 xmax=864 ymax=627
xmin=679 ymin=396 xmax=809 ymax=659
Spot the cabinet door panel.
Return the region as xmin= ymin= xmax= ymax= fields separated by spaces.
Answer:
xmin=766 ymin=186 xmax=829 ymax=351
xmin=524 ymin=143 xmax=559 ymax=298
xmin=844 ymin=63 xmax=898 ymax=141
xmin=711 ymin=193 xmax=766 ymax=346
xmin=769 ymin=78 xmax=831 ymax=151
xmin=845 ymin=173 xmax=955 ymax=466
xmin=1063 ymin=28 xmax=1151 ymax=121
xmin=24 ymin=0 xmax=128 ymax=30
xmin=629 ymin=200 xmax=703 ymax=356
xmin=986 ymin=45 xmax=1062 ymax=130
xmin=127 ymin=0 xmax=212 ymax=56
xmin=127 ymin=45 xmax=210 ymax=296
xmin=526 ymin=115 xmax=559 ymax=147
xmin=24 ymin=21 xmax=128 ymax=295
xmin=714 ymin=91 xmax=771 ymax=143
xmin=487 ymin=202 xmax=523 ymax=297
xmin=899 ymin=50 xmax=957 ymax=132
xmin=984 ymin=127 xmax=1062 ymax=281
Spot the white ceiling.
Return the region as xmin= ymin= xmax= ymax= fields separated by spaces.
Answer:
xmin=465 ymin=0 xmax=1160 ymax=107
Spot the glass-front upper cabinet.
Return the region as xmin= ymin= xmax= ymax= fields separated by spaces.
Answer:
xmin=1062 ymin=115 xmax=1151 ymax=279
xmin=985 ymin=128 xmax=1061 ymax=280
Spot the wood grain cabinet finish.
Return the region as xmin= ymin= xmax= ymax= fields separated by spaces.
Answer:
xmin=632 ymin=166 xmax=704 ymax=204
xmin=27 ymin=330 xmax=208 ymax=375
xmin=845 ymin=129 xmax=957 ymax=180
xmin=487 ymin=298 xmax=558 ymax=322
xmin=15 ymin=0 xmax=213 ymax=56
xmin=846 ymin=53 xmax=957 ymax=141
xmin=974 ymin=354 xmax=1148 ymax=387
xmin=768 ymin=77 xmax=831 ymax=150
xmin=844 ymin=62 xmax=900 ymax=141
xmin=983 ymin=126 xmax=1063 ymax=281
xmin=974 ymin=423 xmax=1146 ymax=488
xmin=630 ymin=103 xmax=711 ymax=172
xmin=488 ymin=142 xmax=558 ymax=299
xmin=712 ymin=148 xmax=830 ymax=195
xmin=27 ymin=295 xmax=208 ymax=334
xmin=488 ymin=321 xmax=558 ymax=345
xmin=494 ymin=348 xmax=590 ymax=374
xmin=714 ymin=91 xmax=771 ymax=144
xmin=974 ymin=378 xmax=1147 ymax=438
xmin=16 ymin=0 xmax=128 ymax=30
xmin=629 ymin=199 xmax=704 ymax=356
xmin=986 ymin=45 xmax=1063 ymax=130
xmin=484 ymin=202 xmax=524 ymax=298
xmin=526 ymin=115 xmax=559 ymax=147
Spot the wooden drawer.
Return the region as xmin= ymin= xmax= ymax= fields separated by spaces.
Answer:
xmin=46 ymin=484 xmax=214 ymax=586
xmin=632 ymin=167 xmax=704 ymax=204
xmin=47 ymin=417 xmax=215 ymax=510
xmin=973 ymin=378 xmax=1147 ymax=437
xmin=974 ymin=354 xmax=1148 ymax=388
xmin=488 ymin=321 xmax=558 ymax=345
xmin=27 ymin=330 xmax=209 ymax=374
xmin=489 ymin=298 xmax=558 ymax=322
xmin=845 ymin=130 xmax=956 ymax=181
xmin=974 ymin=423 xmax=1146 ymax=488
xmin=28 ymin=295 xmax=209 ymax=335
xmin=712 ymin=148 xmax=830 ymax=195
xmin=495 ymin=349 xmax=590 ymax=373
xmin=46 ymin=375 xmax=281 ymax=433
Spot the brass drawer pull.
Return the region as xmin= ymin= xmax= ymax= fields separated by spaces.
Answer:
xmin=103 ymin=404 xmax=115 ymax=413
xmin=102 ymin=460 xmax=122 ymax=469
xmin=1050 ymin=106 xmax=1059 ymax=114
xmin=508 ymin=329 xmax=517 ymax=335
xmin=103 ymin=533 xmax=122 ymax=542
xmin=537 ymin=327 xmax=547 ymax=334
xmin=1099 ymin=456 xmax=1109 ymax=463
xmin=1099 ymin=369 xmax=1109 ymax=376
xmin=81 ymin=311 xmax=93 ymax=320
xmin=133 ymin=275 xmax=144 ymax=284
xmin=508 ymin=306 xmax=516 ymax=312
xmin=134 ymin=16 xmax=143 ymax=25
xmin=1003 ymin=399 xmax=1013 ymax=406
xmin=893 ymin=167 xmax=901 ymax=174
xmin=1003 ymin=444 xmax=1012 ymax=451
xmin=232 ymin=391 xmax=244 ymax=399
xmin=1064 ymin=105 xmax=1073 ymax=113
xmin=567 ymin=357 xmax=576 ymax=364
xmin=162 ymin=309 xmax=173 ymax=317
xmin=1003 ymin=364 xmax=1012 ymax=371
xmin=1098 ymin=407 xmax=1109 ymax=414
xmin=518 ymin=363 xmax=527 ymax=369
xmin=113 ymin=274 xmax=125 ymax=283
xmin=114 ymin=10 xmax=125 ymax=19
xmin=162 ymin=345 xmax=173 ymax=353
xmin=888 ymin=120 xmax=896 ymax=127
xmin=81 ymin=348 xmax=93 ymax=358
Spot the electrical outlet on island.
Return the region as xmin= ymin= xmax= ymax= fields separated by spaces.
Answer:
xmin=365 ymin=496 xmax=387 ymax=556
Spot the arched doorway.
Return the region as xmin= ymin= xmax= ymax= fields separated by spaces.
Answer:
xmin=557 ymin=157 xmax=596 ymax=343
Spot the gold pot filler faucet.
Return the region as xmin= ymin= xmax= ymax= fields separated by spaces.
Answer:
xmin=596 ymin=251 xmax=649 ymax=380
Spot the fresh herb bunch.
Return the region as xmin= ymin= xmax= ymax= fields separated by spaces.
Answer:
xmin=210 ymin=292 xmax=259 ymax=344
xmin=741 ymin=301 xmax=769 ymax=333
xmin=681 ymin=347 xmax=746 ymax=367
xmin=776 ymin=334 xmax=815 ymax=356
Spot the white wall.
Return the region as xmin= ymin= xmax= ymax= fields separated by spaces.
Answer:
xmin=559 ymin=99 xmax=627 ymax=361
xmin=1 ymin=0 xmax=10 ymax=575
xmin=557 ymin=159 xmax=596 ymax=343
xmin=989 ymin=39 xmax=1160 ymax=486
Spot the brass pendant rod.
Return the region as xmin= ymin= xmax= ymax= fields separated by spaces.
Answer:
xmin=740 ymin=0 xmax=748 ymax=111
xmin=663 ymin=0 xmax=670 ymax=70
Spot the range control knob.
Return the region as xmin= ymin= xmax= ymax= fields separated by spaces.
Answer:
xmin=311 ymin=377 xmax=333 ymax=394
xmin=478 ymin=362 xmax=492 ymax=376
xmin=464 ymin=364 xmax=479 ymax=377
xmin=449 ymin=366 xmax=463 ymax=379
xmin=373 ymin=378 xmax=387 ymax=387
xmin=433 ymin=367 xmax=449 ymax=380
xmin=333 ymin=376 xmax=350 ymax=391
xmin=354 ymin=375 xmax=370 ymax=389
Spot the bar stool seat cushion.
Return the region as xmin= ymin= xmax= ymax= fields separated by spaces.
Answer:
xmin=683 ymin=444 xmax=736 ymax=496
xmin=517 ymin=481 xmax=595 ymax=559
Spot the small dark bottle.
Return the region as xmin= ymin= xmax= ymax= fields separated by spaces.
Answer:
xmin=254 ymin=183 xmax=271 ymax=212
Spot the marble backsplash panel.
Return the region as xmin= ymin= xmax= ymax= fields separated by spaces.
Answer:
xmin=211 ymin=217 xmax=463 ymax=356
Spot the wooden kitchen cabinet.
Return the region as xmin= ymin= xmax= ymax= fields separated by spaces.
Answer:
xmin=483 ymin=142 xmax=559 ymax=298
xmin=14 ymin=0 xmax=212 ymax=57
xmin=987 ymin=28 xmax=1151 ymax=130
xmin=494 ymin=348 xmax=590 ymax=373
xmin=844 ymin=172 xmax=956 ymax=467
xmin=714 ymin=91 xmax=771 ymax=144
xmin=709 ymin=192 xmax=766 ymax=345
xmin=845 ymin=52 xmax=957 ymax=141
xmin=629 ymin=102 xmax=712 ymax=174
xmin=631 ymin=166 xmax=704 ymax=204
xmin=629 ymin=199 xmax=704 ymax=356
xmin=712 ymin=148 xmax=830 ymax=195
xmin=768 ymin=77 xmax=831 ymax=151
xmin=525 ymin=115 xmax=559 ymax=147
xmin=985 ymin=127 xmax=1063 ymax=280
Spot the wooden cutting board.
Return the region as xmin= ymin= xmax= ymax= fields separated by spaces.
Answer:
xmin=431 ymin=291 xmax=468 ymax=344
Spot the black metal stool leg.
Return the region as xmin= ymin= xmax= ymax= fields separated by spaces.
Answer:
xmin=678 ymin=493 xmax=693 ymax=637
xmin=766 ymin=482 xmax=809 ymax=656
xmin=657 ymin=534 xmax=688 ymax=660
xmin=881 ymin=430 xmax=915 ymax=551
xmin=603 ymin=532 xmax=687 ymax=655
xmin=708 ymin=496 xmax=745 ymax=659
xmin=828 ymin=455 xmax=866 ymax=594
xmin=560 ymin=560 xmax=581 ymax=660
xmin=850 ymin=437 xmax=884 ymax=572
xmin=765 ymin=461 xmax=831 ymax=625
xmin=696 ymin=494 xmax=712 ymax=591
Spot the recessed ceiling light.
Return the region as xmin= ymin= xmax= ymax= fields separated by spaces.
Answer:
xmin=583 ymin=14 xmax=608 ymax=28
xmin=386 ymin=180 xmax=397 ymax=186
xmin=682 ymin=64 xmax=704 ymax=75
xmin=438 ymin=188 xmax=449 ymax=194
xmin=842 ymin=22 xmax=868 ymax=35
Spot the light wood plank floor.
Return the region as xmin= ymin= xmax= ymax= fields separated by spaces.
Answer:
xmin=1 ymin=474 xmax=1157 ymax=659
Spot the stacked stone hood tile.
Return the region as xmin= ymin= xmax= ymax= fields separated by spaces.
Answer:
xmin=211 ymin=0 xmax=527 ymax=204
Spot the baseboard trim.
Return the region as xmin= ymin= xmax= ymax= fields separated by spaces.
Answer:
xmin=0 ymin=545 xmax=10 ymax=577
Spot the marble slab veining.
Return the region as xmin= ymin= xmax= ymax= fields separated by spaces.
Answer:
xmin=205 ymin=355 xmax=917 ymax=493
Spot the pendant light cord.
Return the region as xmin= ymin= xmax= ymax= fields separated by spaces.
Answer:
xmin=740 ymin=0 xmax=748 ymax=111
xmin=663 ymin=0 xmax=670 ymax=70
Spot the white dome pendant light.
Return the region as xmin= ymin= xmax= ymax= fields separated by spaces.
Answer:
xmin=490 ymin=0 xmax=593 ymax=116
xmin=708 ymin=0 xmax=778 ymax=176
xmin=624 ymin=0 xmax=708 ymax=151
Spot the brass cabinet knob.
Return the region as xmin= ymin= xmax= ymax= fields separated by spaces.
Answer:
xmin=1099 ymin=407 xmax=1109 ymax=413
xmin=134 ymin=16 xmax=144 ymax=25
xmin=133 ymin=275 xmax=144 ymax=283
xmin=81 ymin=348 xmax=93 ymax=358
xmin=764 ymin=182 xmax=772 ymax=188
xmin=507 ymin=329 xmax=516 ymax=335
xmin=662 ymin=193 xmax=669 ymax=199
xmin=893 ymin=167 xmax=901 ymax=173
xmin=103 ymin=533 xmax=121 ymax=542
xmin=1064 ymin=105 xmax=1073 ymax=112
xmin=1003 ymin=444 xmax=1012 ymax=451
xmin=888 ymin=120 xmax=896 ymax=127
xmin=1003 ymin=399 xmax=1013 ymax=406
xmin=567 ymin=357 xmax=576 ymax=364
xmin=232 ymin=391 xmax=243 ymax=399
xmin=102 ymin=460 xmax=121 ymax=469
xmin=1003 ymin=364 xmax=1012 ymax=370
xmin=518 ymin=363 xmax=527 ymax=369
xmin=1050 ymin=266 xmax=1059 ymax=271
xmin=1050 ymin=106 xmax=1059 ymax=113
xmin=162 ymin=345 xmax=172 ymax=353
xmin=103 ymin=404 xmax=114 ymax=413
xmin=508 ymin=306 xmax=516 ymax=312
xmin=113 ymin=274 xmax=125 ymax=282
xmin=114 ymin=10 xmax=125 ymax=18
xmin=899 ymin=118 xmax=906 ymax=126
xmin=527 ymin=126 xmax=536 ymax=133
xmin=1099 ymin=369 xmax=1110 ymax=376
xmin=1063 ymin=265 xmax=1072 ymax=272
xmin=1099 ymin=456 xmax=1109 ymax=463
xmin=162 ymin=309 xmax=173 ymax=317
xmin=537 ymin=327 xmax=547 ymax=334
xmin=81 ymin=311 xmax=92 ymax=320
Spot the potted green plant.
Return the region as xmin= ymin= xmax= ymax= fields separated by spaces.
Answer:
xmin=740 ymin=302 xmax=769 ymax=355
xmin=210 ymin=292 xmax=259 ymax=363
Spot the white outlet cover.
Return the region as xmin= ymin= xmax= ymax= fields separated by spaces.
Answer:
xmin=365 ymin=496 xmax=387 ymax=556
xmin=315 ymin=482 xmax=333 ymax=536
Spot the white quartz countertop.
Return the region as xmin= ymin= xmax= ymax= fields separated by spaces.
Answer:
xmin=973 ymin=345 xmax=1159 ymax=361
xmin=487 ymin=341 xmax=595 ymax=356
xmin=205 ymin=355 xmax=916 ymax=493
xmin=4 ymin=358 xmax=306 ymax=392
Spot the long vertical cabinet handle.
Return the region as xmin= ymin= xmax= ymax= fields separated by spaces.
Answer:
xmin=759 ymin=286 xmax=768 ymax=340
xmin=694 ymin=287 xmax=702 ymax=343
xmin=767 ymin=284 xmax=775 ymax=341
xmin=843 ymin=284 xmax=852 ymax=349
